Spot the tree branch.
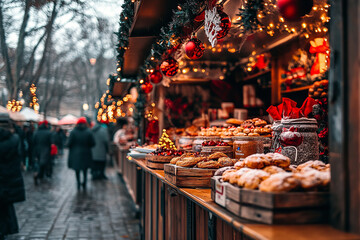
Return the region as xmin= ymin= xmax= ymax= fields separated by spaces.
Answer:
xmin=0 ymin=0 xmax=14 ymax=98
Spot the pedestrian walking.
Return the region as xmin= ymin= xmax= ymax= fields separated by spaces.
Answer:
xmin=91 ymin=121 xmax=109 ymax=180
xmin=54 ymin=126 xmax=65 ymax=155
xmin=67 ymin=117 xmax=95 ymax=190
xmin=0 ymin=113 xmax=25 ymax=240
xmin=32 ymin=120 xmax=52 ymax=184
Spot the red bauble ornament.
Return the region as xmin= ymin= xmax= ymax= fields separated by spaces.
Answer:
xmin=160 ymin=57 xmax=179 ymax=77
xmin=216 ymin=10 xmax=231 ymax=39
xmin=141 ymin=82 xmax=153 ymax=94
xmin=149 ymin=70 xmax=163 ymax=84
xmin=277 ymin=0 xmax=313 ymax=21
xmin=185 ymin=38 xmax=205 ymax=60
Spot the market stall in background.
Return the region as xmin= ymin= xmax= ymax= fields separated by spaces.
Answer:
xmin=100 ymin=0 xmax=360 ymax=239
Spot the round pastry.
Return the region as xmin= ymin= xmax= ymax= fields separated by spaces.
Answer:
xmin=248 ymin=133 xmax=260 ymax=137
xmin=214 ymin=166 xmax=235 ymax=176
xmin=267 ymin=153 xmax=291 ymax=168
xmin=208 ymin=152 xmax=228 ymax=160
xmin=244 ymin=154 xmax=270 ymax=169
xmin=218 ymin=157 xmax=235 ymax=168
xmin=263 ymin=165 xmax=286 ymax=175
xmin=176 ymin=156 xmax=206 ymax=167
xmin=255 ymin=120 xmax=267 ymax=127
xmin=170 ymin=157 xmax=181 ymax=165
xmin=243 ymin=128 xmax=251 ymax=134
xmin=235 ymin=132 xmax=247 ymax=137
xmin=228 ymin=168 xmax=252 ymax=184
xmin=222 ymin=169 xmax=238 ymax=182
xmin=234 ymin=160 xmax=245 ymax=169
xmin=237 ymin=169 xmax=270 ymax=189
xmin=197 ymin=160 xmax=220 ymax=169
xmin=259 ymin=172 xmax=300 ymax=192
xmin=294 ymin=168 xmax=330 ymax=189
xmin=254 ymin=128 xmax=262 ymax=134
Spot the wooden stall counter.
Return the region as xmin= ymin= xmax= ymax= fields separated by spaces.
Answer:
xmin=133 ymin=159 xmax=360 ymax=240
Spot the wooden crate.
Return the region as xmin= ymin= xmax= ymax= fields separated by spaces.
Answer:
xmin=145 ymin=155 xmax=173 ymax=169
xmin=164 ymin=164 xmax=218 ymax=188
xmin=211 ymin=177 xmax=329 ymax=224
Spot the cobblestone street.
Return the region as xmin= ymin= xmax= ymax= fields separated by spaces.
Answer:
xmin=7 ymin=153 xmax=140 ymax=240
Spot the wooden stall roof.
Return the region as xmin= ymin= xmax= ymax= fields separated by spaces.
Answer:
xmin=122 ymin=0 xmax=185 ymax=78
xmin=132 ymin=158 xmax=360 ymax=240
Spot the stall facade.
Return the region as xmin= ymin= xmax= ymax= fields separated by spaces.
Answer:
xmin=109 ymin=0 xmax=360 ymax=239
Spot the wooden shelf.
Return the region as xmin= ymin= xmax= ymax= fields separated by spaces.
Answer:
xmin=243 ymin=70 xmax=271 ymax=81
xmin=281 ymin=85 xmax=312 ymax=94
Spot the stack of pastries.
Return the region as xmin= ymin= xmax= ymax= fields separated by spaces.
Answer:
xmin=198 ymin=118 xmax=272 ymax=138
xmin=170 ymin=152 xmax=237 ymax=169
xmin=219 ymin=153 xmax=330 ymax=192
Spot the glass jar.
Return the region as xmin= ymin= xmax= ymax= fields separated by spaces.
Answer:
xmin=178 ymin=136 xmax=194 ymax=151
xmin=233 ymin=136 xmax=265 ymax=160
xmin=272 ymin=118 xmax=319 ymax=165
xmin=192 ymin=136 xmax=220 ymax=153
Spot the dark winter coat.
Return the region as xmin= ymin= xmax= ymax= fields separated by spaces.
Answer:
xmin=0 ymin=128 xmax=25 ymax=236
xmin=52 ymin=131 xmax=64 ymax=149
xmin=91 ymin=124 xmax=109 ymax=161
xmin=32 ymin=125 xmax=52 ymax=165
xmin=67 ymin=124 xmax=95 ymax=170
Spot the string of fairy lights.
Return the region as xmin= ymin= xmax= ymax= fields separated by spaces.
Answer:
xmin=237 ymin=0 xmax=330 ymax=38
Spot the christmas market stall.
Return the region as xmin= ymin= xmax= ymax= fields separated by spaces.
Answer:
xmin=105 ymin=0 xmax=360 ymax=239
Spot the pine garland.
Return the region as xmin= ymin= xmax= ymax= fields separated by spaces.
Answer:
xmin=236 ymin=0 xmax=265 ymax=34
xmin=116 ymin=0 xmax=135 ymax=78
xmin=138 ymin=0 xmax=205 ymax=80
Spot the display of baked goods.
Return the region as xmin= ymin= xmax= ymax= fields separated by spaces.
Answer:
xmin=198 ymin=119 xmax=272 ymax=138
xmin=308 ymin=79 xmax=328 ymax=99
xmin=225 ymin=118 xmax=243 ymax=125
xmin=202 ymin=141 xmax=229 ymax=146
xmin=171 ymin=152 xmax=238 ymax=169
xmin=219 ymin=153 xmax=330 ymax=192
xmin=149 ymin=148 xmax=184 ymax=156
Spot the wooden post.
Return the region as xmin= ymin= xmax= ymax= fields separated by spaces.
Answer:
xmin=329 ymin=0 xmax=360 ymax=233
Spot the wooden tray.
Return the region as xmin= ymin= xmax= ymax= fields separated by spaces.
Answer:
xmin=164 ymin=164 xmax=218 ymax=188
xmin=145 ymin=155 xmax=173 ymax=169
xmin=211 ymin=177 xmax=329 ymax=224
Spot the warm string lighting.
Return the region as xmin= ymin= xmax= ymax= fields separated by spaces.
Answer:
xmin=29 ymin=84 xmax=39 ymax=113
xmin=7 ymin=99 xmax=23 ymax=112
xmin=96 ymin=94 xmax=134 ymax=122
xmin=238 ymin=0 xmax=330 ymax=38
xmin=203 ymin=43 xmax=237 ymax=53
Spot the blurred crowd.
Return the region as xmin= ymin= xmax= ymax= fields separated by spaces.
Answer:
xmin=0 ymin=113 xmax=136 ymax=239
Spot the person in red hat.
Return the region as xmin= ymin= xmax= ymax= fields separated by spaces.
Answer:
xmin=66 ymin=117 xmax=95 ymax=190
xmin=32 ymin=120 xmax=52 ymax=184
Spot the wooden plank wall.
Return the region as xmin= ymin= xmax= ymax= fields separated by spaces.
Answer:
xmin=329 ymin=0 xmax=360 ymax=234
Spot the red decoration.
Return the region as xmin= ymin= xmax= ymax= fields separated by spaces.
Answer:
xmin=279 ymin=127 xmax=303 ymax=147
xmin=148 ymin=70 xmax=163 ymax=84
xmin=194 ymin=10 xmax=205 ymax=22
xmin=141 ymin=82 xmax=153 ymax=94
xmin=216 ymin=9 xmax=231 ymax=39
xmin=277 ymin=0 xmax=313 ymax=21
xmin=185 ymin=37 xmax=205 ymax=60
xmin=160 ymin=57 xmax=179 ymax=77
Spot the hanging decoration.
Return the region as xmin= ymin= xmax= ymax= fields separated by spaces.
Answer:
xmin=236 ymin=0 xmax=330 ymax=38
xmin=138 ymin=0 xmax=205 ymax=80
xmin=160 ymin=57 xmax=179 ymax=77
xmin=115 ymin=0 xmax=135 ymax=78
xmin=277 ymin=0 xmax=313 ymax=21
xmin=216 ymin=9 xmax=231 ymax=39
xmin=309 ymin=37 xmax=330 ymax=76
xmin=29 ymin=84 xmax=39 ymax=113
xmin=6 ymin=99 xmax=23 ymax=112
xmin=148 ymin=70 xmax=163 ymax=84
xmin=141 ymin=82 xmax=153 ymax=94
xmin=204 ymin=7 xmax=222 ymax=47
xmin=185 ymin=37 xmax=205 ymax=59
